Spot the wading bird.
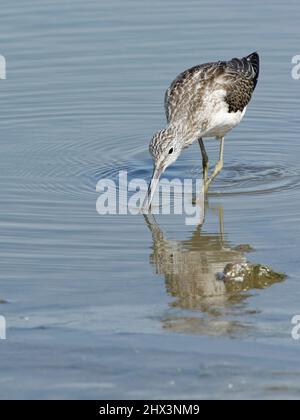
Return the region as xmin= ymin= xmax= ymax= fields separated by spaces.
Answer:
xmin=145 ymin=52 xmax=259 ymax=208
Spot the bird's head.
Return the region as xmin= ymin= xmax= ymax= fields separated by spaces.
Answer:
xmin=145 ymin=127 xmax=182 ymax=208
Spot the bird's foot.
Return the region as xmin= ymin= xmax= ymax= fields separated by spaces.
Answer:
xmin=204 ymin=160 xmax=223 ymax=193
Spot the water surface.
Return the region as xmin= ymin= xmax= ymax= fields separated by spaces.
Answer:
xmin=1 ymin=0 xmax=300 ymax=399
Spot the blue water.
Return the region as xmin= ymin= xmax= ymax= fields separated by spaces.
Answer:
xmin=1 ymin=0 xmax=300 ymax=399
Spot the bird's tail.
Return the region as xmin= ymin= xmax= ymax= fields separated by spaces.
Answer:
xmin=246 ymin=52 xmax=259 ymax=89
xmin=228 ymin=52 xmax=260 ymax=89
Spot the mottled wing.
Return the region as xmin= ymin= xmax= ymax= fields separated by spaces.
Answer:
xmin=223 ymin=52 xmax=259 ymax=113
xmin=164 ymin=52 xmax=259 ymax=122
xmin=164 ymin=62 xmax=222 ymax=123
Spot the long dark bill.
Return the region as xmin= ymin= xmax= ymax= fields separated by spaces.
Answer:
xmin=142 ymin=165 xmax=163 ymax=211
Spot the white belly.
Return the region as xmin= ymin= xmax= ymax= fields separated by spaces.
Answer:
xmin=202 ymin=106 xmax=247 ymax=139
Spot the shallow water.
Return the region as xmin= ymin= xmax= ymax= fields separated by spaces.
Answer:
xmin=1 ymin=0 xmax=300 ymax=399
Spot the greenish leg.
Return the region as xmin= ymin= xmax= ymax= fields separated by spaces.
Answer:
xmin=205 ymin=137 xmax=224 ymax=192
xmin=198 ymin=138 xmax=209 ymax=184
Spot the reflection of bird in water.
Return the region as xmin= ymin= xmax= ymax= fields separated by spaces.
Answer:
xmin=144 ymin=206 xmax=285 ymax=335
xmin=145 ymin=208 xmax=246 ymax=315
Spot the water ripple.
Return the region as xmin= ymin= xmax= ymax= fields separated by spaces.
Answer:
xmin=209 ymin=160 xmax=300 ymax=197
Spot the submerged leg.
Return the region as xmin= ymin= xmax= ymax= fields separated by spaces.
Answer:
xmin=198 ymin=138 xmax=209 ymax=184
xmin=205 ymin=137 xmax=224 ymax=192
xmin=219 ymin=206 xmax=224 ymax=245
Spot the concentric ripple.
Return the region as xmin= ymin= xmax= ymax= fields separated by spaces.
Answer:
xmin=88 ymin=147 xmax=300 ymax=202
xmin=209 ymin=159 xmax=300 ymax=197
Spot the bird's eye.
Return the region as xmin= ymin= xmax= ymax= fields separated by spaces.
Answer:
xmin=168 ymin=148 xmax=174 ymax=154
